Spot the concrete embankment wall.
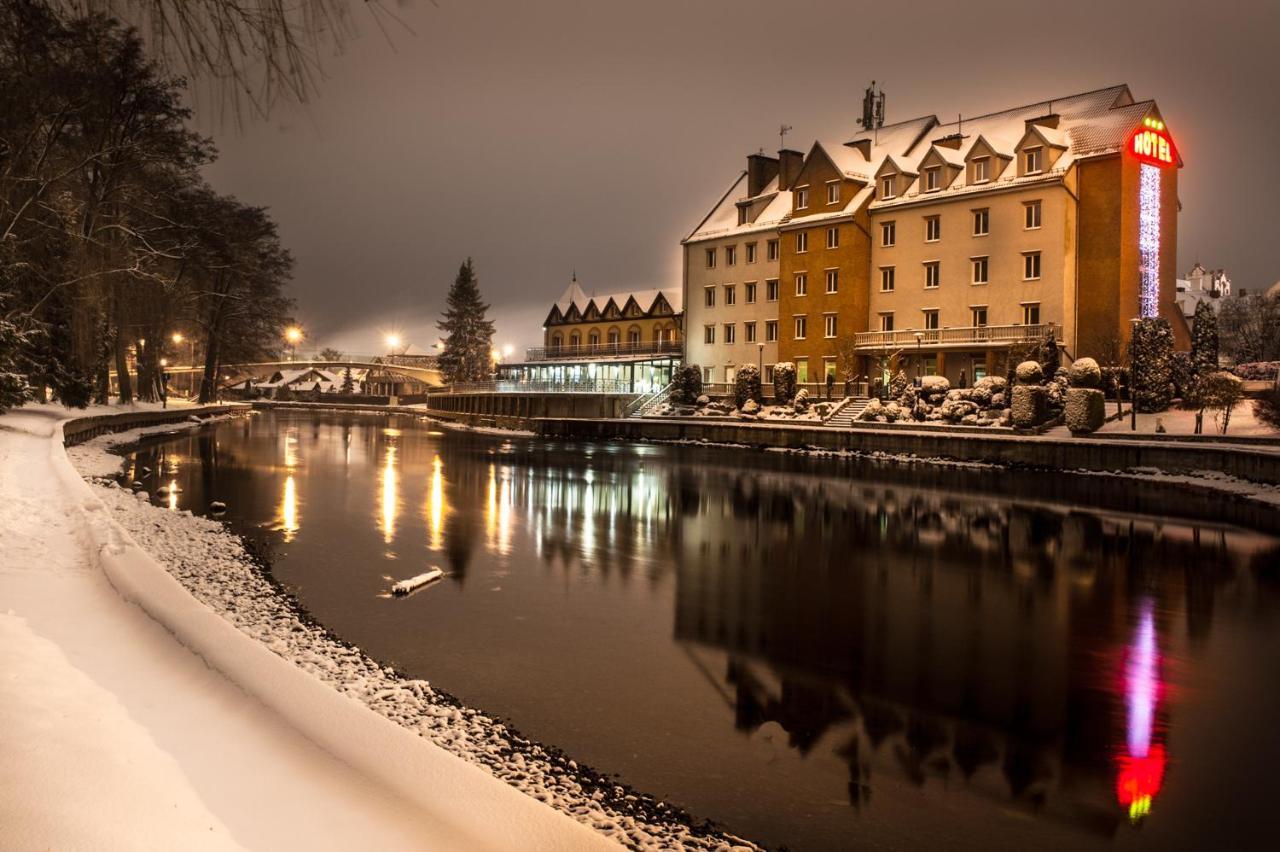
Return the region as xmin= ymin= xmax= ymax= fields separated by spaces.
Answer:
xmin=533 ymin=417 xmax=1280 ymax=486
xmin=62 ymin=405 xmax=248 ymax=446
xmin=425 ymin=392 xmax=635 ymax=421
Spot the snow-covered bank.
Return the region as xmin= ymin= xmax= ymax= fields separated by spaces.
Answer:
xmin=59 ymin=409 xmax=757 ymax=850
xmin=0 ymin=405 xmax=622 ymax=852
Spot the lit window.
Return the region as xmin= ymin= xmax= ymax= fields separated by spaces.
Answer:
xmin=767 ymin=239 xmax=779 ymax=261
xmin=795 ymin=359 xmax=809 ymax=384
xmin=925 ymin=216 xmax=940 ymax=242
xmin=705 ymin=247 xmax=716 ymax=268
xmin=1022 ymin=303 xmax=1041 ymax=325
xmin=971 ymin=306 xmax=988 ymax=327
xmin=766 ymin=279 xmax=779 ymax=301
xmin=745 ymin=282 xmax=757 ymax=303
xmin=704 ymin=286 xmax=715 ymax=307
xmin=745 ymin=321 xmax=757 ymax=342
xmin=824 ymin=314 xmax=837 ymax=338
xmin=796 ymin=188 xmax=809 ymax=209
xmin=924 ymin=261 xmax=940 ymax=289
xmin=881 ymin=221 xmax=896 ymax=247
xmin=704 ymin=324 xmax=715 ymax=344
xmin=826 ymin=227 xmax=839 ymax=249
xmin=972 ymin=157 xmax=989 ymax=183
xmin=972 ymin=256 xmax=989 ymax=284
xmin=879 ymin=313 xmax=894 ymax=332
xmin=724 ymin=323 xmax=736 ymax=344
xmin=1025 ymin=200 xmax=1042 ymax=229
xmin=925 ymin=166 xmax=941 ymax=191
xmin=827 ymin=183 xmax=840 ymax=204
xmin=1025 ymin=147 xmax=1042 ymax=174
xmin=880 ymin=267 xmax=895 ymax=292
xmin=725 ymin=245 xmax=737 ymax=266
xmin=825 ymin=269 xmax=838 ymax=293
xmin=765 ymin=320 xmax=778 ymax=342
xmin=880 ymin=174 xmax=896 ymax=198
xmin=794 ymin=316 xmax=807 ymax=340
xmin=923 ymin=309 xmax=939 ymax=330
xmin=795 ymin=273 xmax=808 ymax=296
xmin=724 ymin=284 xmax=736 ymax=305
xmin=973 ymin=208 xmax=989 ymax=236
xmin=746 ymin=242 xmax=758 ymax=263
xmin=1023 ymin=251 xmax=1041 ymax=280
xmin=795 ymin=232 xmax=808 ymax=253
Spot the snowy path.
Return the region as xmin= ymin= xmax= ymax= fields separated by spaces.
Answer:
xmin=0 ymin=409 xmax=613 ymax=852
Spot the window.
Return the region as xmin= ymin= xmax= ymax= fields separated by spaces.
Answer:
xmin=879 ymin=313 xmax=894 ymax=332
xmin=925 ymin=215 xmax=940 ymax=242
xmin=795 ymin=232 xmax=808 ymax=253
xmin=1023 ymin=252 xmax=1041 ymax=280
xmin=588 ymin=331 xmax=599 ymax=349
xmin=767 ymin=239 xmax=779 ymax=261
xmin=765 ymin=320 xmax=778 ymax=342
xmin=923 ymin=309 xmax=939 ymax=330
xmin=973 ymin=208 xmax=989 ymax=236
xmin=764 ymin=365 xmax=774 ymax=383
xmin=925 ymin=166 xmax=941 ymax=191
xmin=796 ymin=359 xmax=809 ymax=384
xmin=973 ymin=156 xmax=990 ymax=183
xmin=628 ymin=329 xmax=640 ymax=344
xmin=737 ymin=207 xmax=748 ymax=226
xmin=745 ymin=282 xmax=757 ymax=303
xmin=795 ymin=273 xmax=808 ymax=296
xmin=745 ymin=321 xmax=757 ymax=342
xmin=825 ymin=269 xmax=839 ymax=293
xmin=704 ymin=285 xmax=715 ymax=308
xmin=766 ymin=279 xmax=779 ymax=301
xmin=1025 ymin=200 xmax=1042 ymax=229
xmin=881 ymin=221 xmax=896 ymax=247
xmin=1022 ymin=303 xmax=1041 ymax=325
xmin=1018 ymin=250 xmax=1039 ymax=280
xmin=705 ymin=247 xmax=716 ymax=268
xmin=608 ymin=329 xmax=620 ymax=345
xmin=971 ymin=306 xmax=988 ymax=327
xmin=746 ymin=242 xmax=758 ymax=263
xmin=924 ymin=261 xmax=940 ymax=289
xmin=1025 ymin=147 xmax=1042 ymax=174
xmin=880 ymin=266 xmax=896 ymax=292
xmin=794 ymin=316 xmax=807 ymax=340
xmin=880 ymin=174 xmax=896 ymax=198
xmin=724 ymin=323 xmax=736 ymax=344
xmin=724 ymin=284 xmax=736 ymax=305
xmin=703 ymin=324 xmax=715 ymax=344
xmin=972 ymin=256 xmax=989 ymax=284
xmin=703 ymin=366 xmax=713 ymax=383
xmin=725 ymin=245 xmax=737 ymax=266
xmin=796 ymin=187 xmax=809 ymax=209
xmin=826 ymin=226 xmax=839 ymax=249
xmin=826 ymin=182 xmax=840 ymax=204
xmin=824 ymin=314 xmax=837 ymax=338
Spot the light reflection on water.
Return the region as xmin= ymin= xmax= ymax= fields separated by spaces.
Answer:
xmin=122 ymin=412 xmax=1280 ymax=852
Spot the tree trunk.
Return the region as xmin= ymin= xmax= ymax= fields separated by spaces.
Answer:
xmin=112 ymin=289 xmax=132 ymax=403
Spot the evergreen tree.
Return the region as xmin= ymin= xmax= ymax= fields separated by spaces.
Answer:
xmin=1130 ymin=318 xmax=1174 ymax=413
xmin=436 ymin=258 xmax=495 ymax=384
xmin=340 ymin=366 xmax=354 ymax=393
xmin=0 ymin=294 xmax=34 ymax=412
xmin=1190 ymin=301 xmax=1219 ymax=375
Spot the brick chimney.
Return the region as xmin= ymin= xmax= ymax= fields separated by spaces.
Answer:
xmin=746 ymin=153 xmax=780 ymax=197
xmin=778 ymin=149 xmax=804 ymax=190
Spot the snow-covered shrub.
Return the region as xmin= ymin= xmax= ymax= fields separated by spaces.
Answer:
xmin=1131 ymin=317 xmax=1174 ymax=412
xmin=920 ymin=375 xmax=950 ymax=394
xmin=733 ymin=363 xmax=762 ymax=408
xmin=1169 ymin=351 xmax=1195 ymax=399
xmin=1254 ymin=387 xmax=1280 ymax=430
xmin=1232 ymin=361 xmax=1280 ymax=381
xmin=695 ymin=394 xmax=710 ymax=407
xmin=792 ymin=387 xmax=810 ymax=412
xmin=1038 ymin=329 xmax=1062 ymax=376
xmin=1190 ymin=300 xmax=1220 ymax=374
xmin=1011 ymin=385 xmax=1047 ymax=428
xmin=1068 ymin=357 xmax=1102 ymax=389
xmin=773 ymin=362 xmax=797 ymax=403
xmin=670 ymin=364 xmax=703 ymax=405
xmin=888 ymin=370 xmax=910 ymax=398
xmin=1064 ymin=388 xmax=1105 ymax=434
xmin=740 ymin=399 xmax=760 ymax=416
xmin=858 ymin=398 xmax=882 ymax=421
xmin=0 ymin=297 xmax=34 ymax=412
xmin=1191 ymin=371 xmax=1245 ymax=434
xmin=1015 ymin=361 xmax=1043 ymax=385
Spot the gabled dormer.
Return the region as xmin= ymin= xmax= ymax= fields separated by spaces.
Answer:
xmin=1014 ymin=123 xmax=1068 ymax=177
xmin=964 ymin=135 xmax=1013 ymax=186
xmin=564 ymin=303 xmax=583 ymax=323
xmin=543 ymin=304 xmax=565 ymax=327
xmin=791 ymin=142 xmax=865 ymax=213
xmin=602 ymin=298 xmax=622 ymax=320
xmin=650 ymin=293 xmax=673 ymax=316
xmin=917 ymin=145 xmax=965 ymax=193
xmin=583 ymin=300 xmax=601 ymax=321
xmin=874 ymin=155 xmax=916 ymax=201
xmin=621 ymin=296 xmax=644 ymax=318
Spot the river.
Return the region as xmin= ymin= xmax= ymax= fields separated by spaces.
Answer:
xmin=120 ymin=409 xmax=1280 ymax=851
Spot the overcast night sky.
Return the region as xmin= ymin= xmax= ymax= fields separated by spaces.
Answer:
xmin=199 ymin=0 xmax=1280 ymax=357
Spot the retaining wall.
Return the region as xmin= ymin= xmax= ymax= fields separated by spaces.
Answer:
xmin=62 ymin=405 xmax=247 ymax=446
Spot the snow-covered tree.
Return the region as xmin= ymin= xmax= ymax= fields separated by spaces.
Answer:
xmin=670 ymin=364 xmax=702 ymax=405
xmin=773 ymin=362 xmax=797 ymax=403
xmin=436 ymin=258 xmax=495 ymax=384
xmin=0 ymin=296 xmax=34 ymax=411
xmin=1130 ymin=318 xmax=1174 ymax=413
xmin=733 ymin=363 xmax=761 ymax=408
xmin=340 ymin=366 xmax=354 ymax=393
xmin=1190 ymin=301 xmax=1219 ymax=375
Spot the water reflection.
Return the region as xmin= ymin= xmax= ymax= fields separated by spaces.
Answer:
xmin=279 ymin=475 xmax=299 ymax=541
xmin=380 ymin=444 xmax=398 ymax=545
xmin=427 ymin=454 xmax=445 ymax=552
xmin=1117 ymin=598 xmax=1166 ymax=823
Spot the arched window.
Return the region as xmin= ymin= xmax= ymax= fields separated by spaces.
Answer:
xmin=570 ymin=331 xmax=581 ymax=352
xmin=551 ymin=332 xmax=563 ymax=352
xmin=588 ymin=331 xmax=600 ymax=350
xmin=627 ymin=326 xmax=641 ymax=345
xmin=607 ymin=327 xmax=620 ymax=346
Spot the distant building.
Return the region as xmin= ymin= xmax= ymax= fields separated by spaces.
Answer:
xmin=255 ymin=367 xmax=363 ymax=396
xmin=500 ymin=277 xmax=682 ymax=393
xmin=1175 ymin=262 xmax=1232 ymax=322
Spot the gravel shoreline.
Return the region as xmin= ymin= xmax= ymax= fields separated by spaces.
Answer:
xmin=68 ymin=430 xmax=759 ymax=852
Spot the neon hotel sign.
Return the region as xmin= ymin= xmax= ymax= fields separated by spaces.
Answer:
xmin=1132 ymin=117 xmax=1176 ymax=318
xmin=1130 ymin=118 xmax=1177 ymax=168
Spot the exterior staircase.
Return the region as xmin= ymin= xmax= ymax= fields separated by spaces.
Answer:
xmin=824 ymin=396 xmax=872 ymax=428
xmin=625 ymin=385 xmax=672 ymax=418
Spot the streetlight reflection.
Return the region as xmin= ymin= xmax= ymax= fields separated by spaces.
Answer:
xmin=426 ymin=455 xmax=446 ymax=551
xmin=380 ymin=444 xmax=398 ymax=545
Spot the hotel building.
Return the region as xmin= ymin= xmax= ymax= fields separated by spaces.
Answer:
xmin=684 ymin=85 xmax=1188 ymax=386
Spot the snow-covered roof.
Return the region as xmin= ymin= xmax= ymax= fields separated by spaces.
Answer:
xmin=549 ymin=278 xmax=683 ymax=320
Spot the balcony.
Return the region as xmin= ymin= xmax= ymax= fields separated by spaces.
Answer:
xmin=525 ymin=339 xmax=682 ymax=362
xmin=853 ymin=323 xmax=1055 ymax=350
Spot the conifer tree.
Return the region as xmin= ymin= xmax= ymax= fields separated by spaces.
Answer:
xmin=1190 ymin=301 xmax=1219 ymax=375
xmin=436 ymin=258 xmax=496 ymax=384
xmin=341 ymin=366 xmax=355 ymax=393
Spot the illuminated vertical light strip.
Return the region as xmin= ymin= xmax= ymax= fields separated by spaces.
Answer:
xmin=1126 ymin=599 xmax=1157 ymax=758
xmin=1138 ymin=163 xmax=1161 ymax=319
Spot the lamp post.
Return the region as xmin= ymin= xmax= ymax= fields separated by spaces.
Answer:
xmin=285 ymin=326 xmax=303 ymax=361
xmin=1129 ymin=318 xmax=1139 ymax=431
xmin=914 ymin=331 xmax=924 ymax=385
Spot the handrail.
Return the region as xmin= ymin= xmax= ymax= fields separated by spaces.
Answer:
xmin=854 ymin=322 xmax=1055 ymax=349
xmin=623 ymin=383 xmax=670 ymax=417
xmin=526 ymin=340 xmax=682 ymax=361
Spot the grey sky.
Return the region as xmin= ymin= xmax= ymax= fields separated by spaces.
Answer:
xmin=200 ymin=0 xmax=1280 ymax=356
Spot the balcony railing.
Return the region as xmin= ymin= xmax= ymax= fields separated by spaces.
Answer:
xmin=434 ymin=379 xmax=639 ymax=395
xmin=525 ymin=340 xmax=682 ymax=361
xmin=854 ymin=323 xmax=1055 ymax=350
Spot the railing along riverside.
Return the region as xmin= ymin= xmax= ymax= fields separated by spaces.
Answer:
xmin=623 ymin=384 xmax=671 ymax=417
xmin=434 ymin=379 xmax=639 ymax=395
xmin=525 ymin=340 xmax=683 ymax=361
xmin=854 ymin=323 xmax=1055 ymax=350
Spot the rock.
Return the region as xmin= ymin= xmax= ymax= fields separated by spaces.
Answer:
xmin=695 ymin=394 xmax=710 ymax=407
xmin=858 ymin=399 xmax=883 ymax=421
xmin=210 ymin=500 xmax=228 ymax=513
xmin=975 ymin=375 xmax=1007 ymax=392
xmin=1011 ymin=385 xmax=1048 ymax=427
xmin=133 ymin=490 xmax=149 ymax=501
xmin=1015 ymin=361 xmax=1044 ymax=385
xmin=961 ymin=414 xmax=979 ymax=426
xmin=1064 ymin=387 xmax=1105 ymax=434
xmin=990 ymin=392 xmax=1006 ymax=408
xmin=740 ymin=399 xmax=760 ymax=415
xmin=131 ymin=480 xmax=143 ymax=489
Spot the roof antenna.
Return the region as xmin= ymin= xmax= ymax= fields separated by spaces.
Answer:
xmin=779 ymin=124 xmax=793 ymax=150
xmin=857 ymin=81 xmax=886 ymax=143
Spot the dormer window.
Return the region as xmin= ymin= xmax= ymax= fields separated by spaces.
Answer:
xmin=1025 ymin=147 xmax=1042 ymax=174
xmin=826 ymin=182 xmax=840 ymax=204
xmin=880 ymin=174 xmax=896 ymax=199
xmin=737 ymin=206 xmax=748 ymax=226
xmin=972 ymin=157 xmax=990 ymax=184
xmin=925 ymin=166 xmax=941 ymax=192
xmin=796 ymin=187 xmax=810 ymax=209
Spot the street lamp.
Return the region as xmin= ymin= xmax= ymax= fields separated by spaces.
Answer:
xmin=914 ymin=331 xmax=924 ymax=383
xmin=285 ymin=326 xmax=303 ymax=361
xmin=1129 ymin=317 xmax=1140 ymax=431
xmin=385 ymin=333 xmax=402 ymax=353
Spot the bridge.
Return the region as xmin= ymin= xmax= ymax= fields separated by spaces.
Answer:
xmin=114 ymin=357 xmax=444 ymax=394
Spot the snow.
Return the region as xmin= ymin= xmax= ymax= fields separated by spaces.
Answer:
xmin=392 ymin=568 xmax=444 ymax=596
xmin=1044 ymin=402 xmax=1280 ymax=439
xmin=0 ymin=404 xmax=626 ymax=852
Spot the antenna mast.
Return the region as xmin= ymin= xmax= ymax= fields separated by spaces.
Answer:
xmin=857 ymin=81 xmax=886 ymax=143
xmin=779 ymin=124 xmax=793 ymax=150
